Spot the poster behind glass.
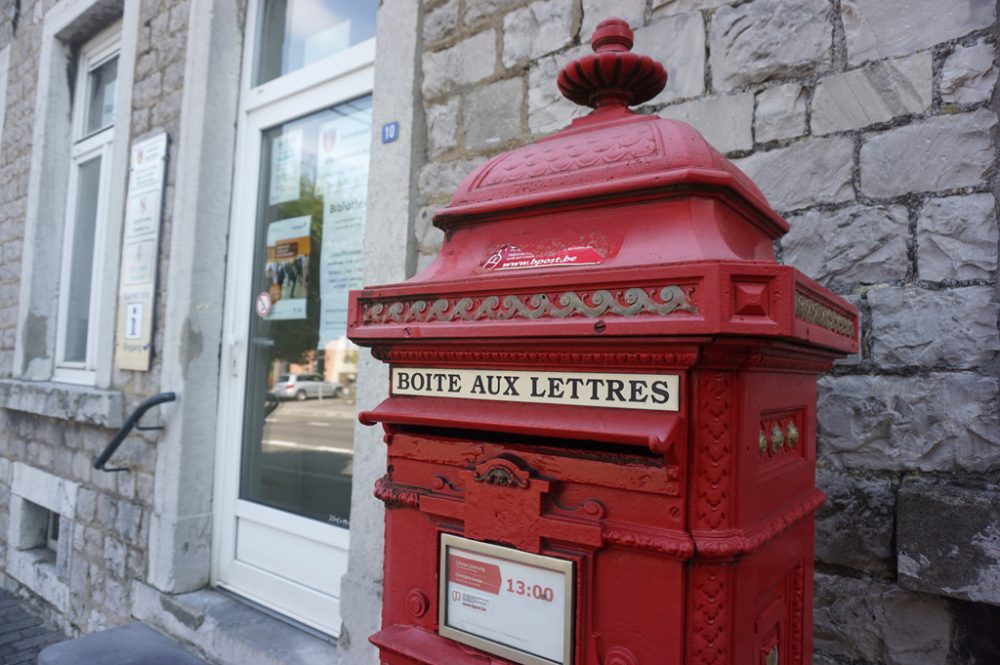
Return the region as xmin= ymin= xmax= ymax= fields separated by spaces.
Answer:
xmin=240 ymin=95 xmax=371 ymax=528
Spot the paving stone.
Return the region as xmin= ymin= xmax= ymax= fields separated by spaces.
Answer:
xmin=0 ymin=590 xmax=64 ymax=664
xmin=917 ymin=193 xmax=998 ymax=282
xmin=733 ymin=137 xmax=854 ymax=212
xmin=37 ymin=621 xmax=208 ymax=665
xmin=841 ymin=0 xmax=995 ymax=66
xmin=754 ymin=83 xmax=807 ymax=143
xmin=709 ymin=0 xmax=832 ymax=91
xmin=897 ymin=477 xmax=1000 ymax=606
xmin=941 ymin=40 xmax=999 ymax=105
xmin=860 ymin=109 xmax=997 ymax=198
xmin=463 ymin=76 xmax=524 ymax=150
xmin=812 ymin=52 xmax=932 ymax=135
xmin=527 ymin=45 xmax=590 ymax=136
xmin=814 ymin=572 xmax=953 ymax=665
xmin=815 ymin=467 xmax=895 ymax=577
xmin=633 ymin=11 xmax=706 ymax=103
xmin=502 ymin=0 xmax=575 ymax=68
xmin=817 ymin=373 xmax=1000 ymax=472
xmin=422 ymin=29 xmax=497 ymax=99
xmin=869 ymin=286 xmax=1000 ymax=369
xmin=661 ymin=93 xmax=753 ymax=153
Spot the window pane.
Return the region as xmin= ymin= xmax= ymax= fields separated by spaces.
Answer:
xmin=240 ymin=96 xmax=371 ymax=527
xmin=63 ymin=156 xmax=102 ymax=363
xmin=254 ymin=0 xmax=377 ymax=86
xmin=84 ymin=56 xmax=118 ymax=135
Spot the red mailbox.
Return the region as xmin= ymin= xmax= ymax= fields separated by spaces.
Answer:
xmin=348 ymin=18 xmax=857 ymax=665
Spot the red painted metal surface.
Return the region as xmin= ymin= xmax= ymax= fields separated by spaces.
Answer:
xmin=349 ymin=16 xmax=856 ymax=665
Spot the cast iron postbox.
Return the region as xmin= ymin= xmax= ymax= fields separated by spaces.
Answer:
xmin=348 ymin=18 xmax=857 ymax=665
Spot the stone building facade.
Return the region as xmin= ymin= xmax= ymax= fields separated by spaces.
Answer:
xmin=0 ymin=0 xmax=994 ymax=664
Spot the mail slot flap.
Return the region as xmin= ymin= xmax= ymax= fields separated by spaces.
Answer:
xmin=359 ymin=396 xmax=683 ymax=454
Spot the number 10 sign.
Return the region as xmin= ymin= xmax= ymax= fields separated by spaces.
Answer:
xmin=438 ymin=534 xmax=574 ymax=665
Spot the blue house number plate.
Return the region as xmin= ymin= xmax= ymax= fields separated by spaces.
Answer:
xmin=381 ymin=121 xmax=400 ymax=144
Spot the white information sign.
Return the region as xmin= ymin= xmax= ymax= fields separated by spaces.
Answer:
xmin=439 ymin=535 xmax=574 ymax=665
xmin=268 ymin=129 xmax=303 ymax=205
xmin=317 ymin=109 xmax=370 ymax=346
xmin=392 ymin=367 xmax=680 ymax=412
xmin=115 ymin=133 xmax=167 ymax=371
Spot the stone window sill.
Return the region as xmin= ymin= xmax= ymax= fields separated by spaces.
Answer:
xmin=8 ymin=548 xmax=70 ymax=614
xmin=132 ymin=583 xmax=339 ymax=665
xmin=0 ymin=379 xmax=124 ymax=429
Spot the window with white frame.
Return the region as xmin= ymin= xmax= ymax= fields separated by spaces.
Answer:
xmin=54 ymin=26 xmax=121 ymax=384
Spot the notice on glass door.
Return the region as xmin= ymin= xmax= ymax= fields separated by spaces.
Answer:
xmin=317 ymin=111 xmax=370 ymax=346
xmin=317 ymin=195 xmax=365 ymax=345
xmin=269 ymin=129 xmax=303 ymax=205
xmin=316 ymin=109 xmax=370 ymax=195
xmin=264 ymin=216 xmax=311 ymax=320
xmin=115 ymin=132 xmax=167 ymax=371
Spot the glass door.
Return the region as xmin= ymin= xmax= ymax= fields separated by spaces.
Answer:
xmin=242 ymin=98 xmax=370 ymax=532
xmin=214 ymin=0 xmax=375 ymax=637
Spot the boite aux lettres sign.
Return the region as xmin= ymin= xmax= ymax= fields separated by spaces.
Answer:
xmin=391 ymin=367 xmax=680 ymax=412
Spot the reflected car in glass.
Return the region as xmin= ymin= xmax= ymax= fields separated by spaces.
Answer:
xmin=270 ymin=373 xmax=344 ymax=401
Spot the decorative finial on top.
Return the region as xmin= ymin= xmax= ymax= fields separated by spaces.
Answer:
xmin=591 ymin=17 xmax=633 ymax=53
xmin=557 ymin=18 xmax=668 ymax=109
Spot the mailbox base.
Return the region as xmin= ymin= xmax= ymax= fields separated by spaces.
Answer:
xmin=371 ymin=626 xmax=497 ymax=665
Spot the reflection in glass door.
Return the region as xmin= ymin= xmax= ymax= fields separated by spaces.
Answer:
xmin=241 ymin=96 xmax=371 ymax=529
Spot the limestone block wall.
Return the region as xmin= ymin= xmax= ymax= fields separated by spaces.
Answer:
xmin=416 ymin=1 xmax=1000 ymax=663
xmin=0 ymin=0 xmax=193 ymax=634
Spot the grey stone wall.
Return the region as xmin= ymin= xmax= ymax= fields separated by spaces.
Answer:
xmin=0 ymin=0 xmax=63 ymax=627
xmin=0 ymin=0 xmax=193 ymax=634
xmin=0 ymin=0 xmax=42 ymax=382
xmin=416 ymin=0 xmax=1000 ymax=663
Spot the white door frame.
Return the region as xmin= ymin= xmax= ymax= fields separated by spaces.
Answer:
xmin=211 ymin=1 xmax=375 ymax=636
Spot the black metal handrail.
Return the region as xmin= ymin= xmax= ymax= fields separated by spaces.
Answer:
xmin=94 ymin=392 xmax=177 ymax=472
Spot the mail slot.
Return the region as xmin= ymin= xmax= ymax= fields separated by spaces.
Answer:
xmin=348 ymin=17 xmax=857 ymax=665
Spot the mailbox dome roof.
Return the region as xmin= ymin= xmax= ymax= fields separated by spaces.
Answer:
xmin=435 ymin=19 xmax=787 ymax=236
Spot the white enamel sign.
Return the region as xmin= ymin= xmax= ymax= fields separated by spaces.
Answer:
xmin=391 ymin=367 xmax=680 ymax=412
xmin=115 ymin=133 xmax=167 ymax=371
xmin=439 ymin=535 xmax=574 ymax=665
xmin=317 ymin=107 xmax=369 ymax=346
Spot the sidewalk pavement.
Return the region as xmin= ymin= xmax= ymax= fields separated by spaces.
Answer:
xmin=0 ymin=590 xmax=65 ymax=665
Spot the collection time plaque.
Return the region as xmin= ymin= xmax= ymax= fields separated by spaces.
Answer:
xmin=438 ymin=534 xmax=575 ymax=665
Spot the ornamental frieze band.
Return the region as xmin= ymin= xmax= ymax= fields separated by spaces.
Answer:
xmin=794 ymin=292 xmax=855 ymax=338
xmin=360 ymin=285 xmax=698 ymax=325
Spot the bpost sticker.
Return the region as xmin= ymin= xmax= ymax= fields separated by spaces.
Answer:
xmin=480 ymin=244 xmax=604 ymax=272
